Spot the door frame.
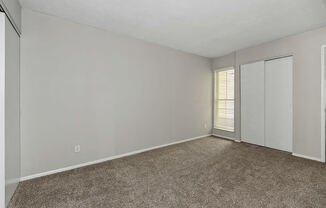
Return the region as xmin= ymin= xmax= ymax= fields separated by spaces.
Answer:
xmin=0 ymin=12 xmax=5 ymax=208
xmin=321 ymin=45 xmax=326 ymax=163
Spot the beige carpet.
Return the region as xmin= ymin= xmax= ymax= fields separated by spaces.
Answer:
xmin=8 ymin=137 xmax=326 ymax=208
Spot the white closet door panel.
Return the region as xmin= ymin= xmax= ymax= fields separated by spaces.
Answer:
xmin=241 ymin=61 xmax=265 ymax=146
xmin=265 ymin=57 xmax=293 ymax=152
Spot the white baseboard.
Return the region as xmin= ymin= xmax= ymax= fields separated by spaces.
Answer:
xmin=212 ymin=134 xmax=239 ymax=142
xmin=20 ymin=134 xmax=212 ymax=181
xmin=292 ymin=153 xmax=321 ymax=162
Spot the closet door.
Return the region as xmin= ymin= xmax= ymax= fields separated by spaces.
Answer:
xmin=241 ymin=61 xmax=265 ymax=146
xmin=265 ymin=57 xmax=293 ymax=152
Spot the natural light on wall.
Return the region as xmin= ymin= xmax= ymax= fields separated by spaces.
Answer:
xmin=214 ymin=68 xmax=235 ymax=132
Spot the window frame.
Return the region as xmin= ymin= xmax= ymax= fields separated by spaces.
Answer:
xmin=213 ymin=67 xmax=235 ymax=132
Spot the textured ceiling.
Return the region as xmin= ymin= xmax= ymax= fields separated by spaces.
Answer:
xmin=19 ymin=0 xmax=326 ymax=57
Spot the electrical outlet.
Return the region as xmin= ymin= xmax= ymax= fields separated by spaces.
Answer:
xmin=74 ymin=145 xmax=81 ymax=153
xmin=204 ymin=123 xmax=208 ymax=129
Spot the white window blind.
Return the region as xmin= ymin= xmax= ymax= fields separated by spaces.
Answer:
xmin=214 ymin=68 xmax=235 ymax=132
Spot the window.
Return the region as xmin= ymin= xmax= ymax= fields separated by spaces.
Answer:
xmin=214 ymin=68 xmax=235 ymax=132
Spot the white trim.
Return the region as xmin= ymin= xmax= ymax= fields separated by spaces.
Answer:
xmin=321 ymin=45 xmax=326 ymax=163
xmin=292 ymin=153 xmax=321 ymax=162
xmin=0 ymin=12 xmax=5 ymax=208
xmin=212 ymin=134 xmax=237 ymax=141
xmin=20 ymin=134 xmax=211 ymax=181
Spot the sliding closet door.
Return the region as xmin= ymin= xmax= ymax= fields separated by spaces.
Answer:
xmin=265 ymin=57 xmax=293 ymax=152
xmin=241 ymin=61 xmax=265 ymax=146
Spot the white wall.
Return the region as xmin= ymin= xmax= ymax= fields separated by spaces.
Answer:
xmin=0 ymin=0 xmax=21 ymax=33
xmin=20 ymin=9 xmax=213 ymax=177
xmin=213 ymin=26 xmax=326 ymax=160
